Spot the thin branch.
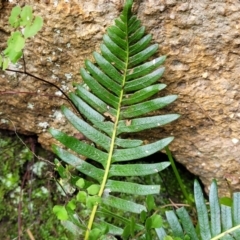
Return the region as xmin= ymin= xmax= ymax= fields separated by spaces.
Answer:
xmin=4 ymin=58 xmax=82 ymax=118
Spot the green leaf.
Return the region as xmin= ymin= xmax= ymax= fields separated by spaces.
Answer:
xmin=233 ymin=193 xmax=240 ymax=225
xmin=76 ymin=191 xmax=87 ymax=203
xmin=194 ymin=180 xmax=211 ymax=240
xmin=89 ymin=228 xmax=102 ymax=240
xmin=220 ymin=197 xmax=232 ymax=207
xmin=87 ymin=184 xmax=100 ymax=195
xmin=94 ymin=222 xmax=123 ymax=236
xmin=221 ymin=205 xmax=233 ymax=231
xmin=61 ymin=106 xmax=111 ymax=151
xmin=122 ymin=84 xmax=166 ymax=105
xmin=232 ymin=194 xmax=240 ymax=240
xmin=2 ymin=57 xmax=10 ymax=70
xmin=112 ymin=137 xmax=174 ymax=162
xmin=115 ymin=138 xmax=143 ymax=148
xmin=146 ymin=215 xmax=162 ymax=229
xmin=86 ymin=196 xmax=102 ymax=209
xmin=129 ymin=44 xmax=158 ymax=67
xmin=126 ymin=56 xmax=166 ymax=80
xmin=4 ymin=48 xmax=22 ymax=64
xmin=93 ymin=52 xmax=123 ymax=84
xmin=209 ymin=180 xmax=221 ymax=237
xmin=85 ymin=60 xmax=121 ymax=95
xmin=129 ymin=34 xmax=152 ymax=55
xmin=53 ymin=205 xmax=68 ymax=220
xmin=146 ymin=195 xmax=156 ymax=212
xmin=50 ymin=128 xmax=107 ymax=167
xmin=155 ymin=227 xmax=167 ymax=240
xmin=128 ymin=17 xmax=141 ymax=36
xmin=129 ymin=217 xmax=136 ymax=237
xmin=124 ymin=67 xmax=165 ymax=92
xmin=140 ymin=210 xmax=147 ymax=222
xmin=114 ymin=18 xmax=126 ymax=32
xmin=20 ymin=5 xmax=33 ymax=26
xmin=97 ymin=207 xmax=144 ymax=232
xmin=75 ymin=84 xmax=117 ymax=117
xmin=61 ymin=220 xmax=82 ymax=237
xmin=107 ymin=28 xmax=127 ymax=50
xmin=165 ymin=210 xmax=184 ymax=238
xmin=6 ymin=31 xmax=25 ymax=52
xmin=103 ymin=34 xmax=127 ymax=61
xmin=121 ymin=95 xmax=178 ymax=118
xmin=101 ymin=44 xmax=125 ymax=71
xmin=117 ymin=114 xmax=180 ymax=134
xmin=76 ymin=178 xmax=85 ymax=188
xmin=67 ymin=199 xmax=76 ymax=211
xmin=109 ymin=162 xmax=170 ymax=177
xmin=122 ymin=225 xmax=131 ymax=239
xmin=54 ymin=159 xmax=68 ymax=179
xmin=52 ymin=145 xmax=104 ymax=182
xmin=24 ymin=16 xmax=43 ymax=38
xmin=9 ymin=6 xmax=21 ymax=27
xmin=176 ymin=207 xmax=199 ymax=240
xmin=49 ymin=0 xmax=179 ymax=237
xmin=80 ymin=68 xmax=119 ymax=108
xmin=105 ymin=180 xmax=160 ymax=195
xmin=102 ymin=195 xmax=146 ymax=214
xmin=69 ymin=92 xmax=105 ymax=122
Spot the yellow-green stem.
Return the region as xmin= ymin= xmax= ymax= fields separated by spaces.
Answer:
xmin=165 ymin=146 xmax=193 ymax=205
xmin=84 ymin=18 xmax=130 ymax=240
xmin=211 ymin=224 xmax=240 ymax=240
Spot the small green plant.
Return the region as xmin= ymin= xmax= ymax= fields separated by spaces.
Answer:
xmin=157 ymin=180 xmax=240 ymax=240
xmin=0 ymin=5 xmax=43 ymax=70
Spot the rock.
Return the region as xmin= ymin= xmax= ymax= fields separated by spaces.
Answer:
xmin=0 ymin=0 xmax=239 ymax=196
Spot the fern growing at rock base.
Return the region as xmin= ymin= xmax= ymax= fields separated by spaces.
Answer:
xmin=50 ymin=0 xmax=179 ymax=238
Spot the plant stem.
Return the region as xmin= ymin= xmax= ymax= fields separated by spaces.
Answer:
xmin=165 ymin=146 xmax=193 ymax=205
xmin=211 ymin=224 xmax=240 ymax=240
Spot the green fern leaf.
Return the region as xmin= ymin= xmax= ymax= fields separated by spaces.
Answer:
xmin=221 ymin=205 xmax=233 ymax=232
xmin=194 ymin=180 xmax=211 ymax=239
xmin=233 ymin=193 xmax=240 ymax=225
xmin=209 ymin=180 xmax=221 ymax=237
xmin=157 ymin=180 xmax=240 ymax=240
xmin=102 ymin=195 xmax=146 ymax=214
xmin=108 ymin=162 xmax=170 ymax=177
xmin=105 ymin=179 xmax=160 ymax=195
xmin=176 ymin=207 xmax=199 ymax=240
xmin=165 ymin=211 xmax=184 ymax=239
xmin=50 ymin=0 xmax=179 ymax=238
xmin=232 ymin=193 xmax=240 ymax=238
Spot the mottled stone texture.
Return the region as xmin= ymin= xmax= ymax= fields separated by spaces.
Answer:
xmin=0 ymin=0 xmax=239 ymax=195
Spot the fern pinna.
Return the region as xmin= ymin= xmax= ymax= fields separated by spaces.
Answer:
xmin=50 ymin=0 xmax=179 ymax=239
xmin=156 ymin=180 xmax=240 ymax=240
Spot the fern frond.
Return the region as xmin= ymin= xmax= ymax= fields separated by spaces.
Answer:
xmin=157 ymin=180 xmax=240 ymax=240
xmin=50 ymin=0 xmax=179 ymax=238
